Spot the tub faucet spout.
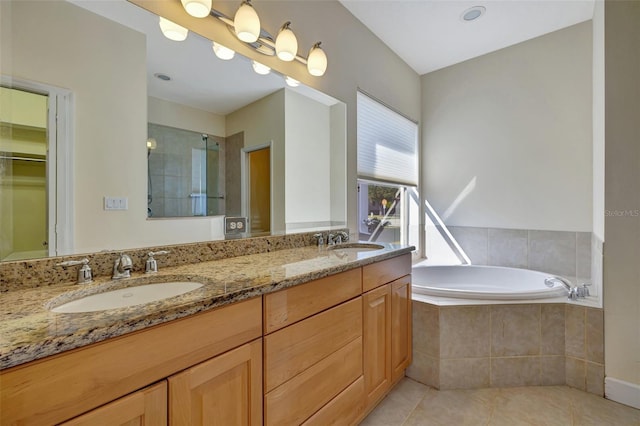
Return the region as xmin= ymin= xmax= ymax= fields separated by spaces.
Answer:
xmin=545 ymin=276 xmax=585 ymax=300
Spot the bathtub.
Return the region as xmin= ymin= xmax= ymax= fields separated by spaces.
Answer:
xmin=411 ymin=264 xmax=569 ymax=303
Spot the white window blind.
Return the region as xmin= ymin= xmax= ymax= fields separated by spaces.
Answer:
xmin=357 ymin=91 xmax=418 ymax=186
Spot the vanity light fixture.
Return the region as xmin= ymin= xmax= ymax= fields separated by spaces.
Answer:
xmin=176 ymin=0 xmax=328 ymax=77
xmin=158 ymin=17 xmax=188 ymax=41
xmin=252 ymin=60 xmax=271 ymax=75
xmin=212 ymin=42 xmax=235 ymax=60
xmin=181 ymin=0 xmax=212 ymax=18
xmin=307 ymin=42 xmax=327 ymax=77
xmin=234 ymin=0 xmax=261 ymax=42
xmin=285 ymin=76 xmax=300 ymax=87
xmin=146 ymin=138 xmax=157 ymax=150
xmin=275 ymin=22 xmax=298 ymax=62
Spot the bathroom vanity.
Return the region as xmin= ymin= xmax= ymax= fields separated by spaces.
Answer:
xmin=0 ymin=240 xmax=412 ymax=425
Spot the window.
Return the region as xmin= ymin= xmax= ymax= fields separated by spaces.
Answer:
xmin=357 ymin=91 xmax=419 ymax=248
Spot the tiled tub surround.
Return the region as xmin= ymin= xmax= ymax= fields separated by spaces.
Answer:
xmin=447 ymin=226 xmax=593 ymax=283
xmin=407 ymin=301 xmax=605 ymax=396
xmin=0 ymin=231 xmax=411 ymax=369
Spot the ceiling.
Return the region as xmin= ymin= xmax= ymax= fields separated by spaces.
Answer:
xmin=340 ymin=0 xmax=595 ymax=75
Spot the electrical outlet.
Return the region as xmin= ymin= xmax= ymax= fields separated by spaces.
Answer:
xmin=225 ymin=217 xmax=247 ymax=234
xmin=104 ymin=196 xmax=128 ymax=210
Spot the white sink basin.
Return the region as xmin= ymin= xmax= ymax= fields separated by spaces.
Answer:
xmin=328 ymin=243 xmax=385 ymax=252
xmin=50 ymin=282 xmax=204 ymax=313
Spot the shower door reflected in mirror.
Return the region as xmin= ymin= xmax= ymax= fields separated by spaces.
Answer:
xmin=147 ymin=123 xmax=225 ymax=218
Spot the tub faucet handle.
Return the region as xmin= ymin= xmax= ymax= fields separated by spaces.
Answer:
xmin=577 ymin=283 xmax=591 ymax=298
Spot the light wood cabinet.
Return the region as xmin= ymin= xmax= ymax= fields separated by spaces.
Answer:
xmin=2 ymin=253 xmax=411 ymax=426
xmin=60 ymin=381 xmax=167 ymax=426
xmin=391 ymin=275 xmax=412 ymax=383
xmin=363 ymin=284 xmax=392 ymax=408
xmin=362 ymin=253 xmax=412 ymax=413
xmin=1 ymin=298 xmax=262 ymax=425
xmin=169 ymin=339 xmax=262 ymax=426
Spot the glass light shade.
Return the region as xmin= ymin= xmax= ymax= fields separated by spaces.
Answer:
xmin=234 ymin=1 xmax=260 ymax=43
xmin=275 ymin=23 xmax=298 ymax=62
xmin=181 ymin=0 xmax=212 ymax=18
xmin=285 ymin=76 xmax=300 ymax=87
xmin=307 ymin=43 xmax=327 ymax=76
xmin=252 ymin=61 xmax=271 ymax=75
xmin=159 ymin=17 xmax=188 ymax=42
xmin=146 ymin=138 xmax=157 ymax=150
xmin=212 ymin=42 xmax=235 ymax=60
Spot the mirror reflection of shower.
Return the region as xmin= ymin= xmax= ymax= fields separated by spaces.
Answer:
xmin=146 ymin=123 xmax=225 ymax=218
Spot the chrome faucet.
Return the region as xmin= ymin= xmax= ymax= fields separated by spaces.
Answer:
xmin=56 ymin=258 xmax=93 ymax=284
xmin=544 ymin=276 xmax=591 ymax=301
xmin=327 ymin=231 xmax=350 ymax=246
xmin=112 ymin=253 xmax=133 ymax=279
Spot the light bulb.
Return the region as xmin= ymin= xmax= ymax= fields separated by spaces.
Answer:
xmin=252 ymin=61 xmax=271 ymax=75
xmin=212 ymin=42 xmax=235 ymax=60
xmin=275 ymin=22 xmax=298 ymax=62
xmin=158 ymin=17 xmax=188 ymax=42
xmin=285 ymin=76 xmax=300 ymax=87
xmin=307 ymin=42 xmax=327 ymax=76
xmin=146 ymin=138 xmax=157 ymax=150
xmin=234 ymin=1 xmax=260 ymax=43
xmin=180 ymin=0 xmax=212 ymax=18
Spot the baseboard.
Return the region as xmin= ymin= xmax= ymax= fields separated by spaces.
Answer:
xmin=605 ymin=376 xmax=640 ymax=409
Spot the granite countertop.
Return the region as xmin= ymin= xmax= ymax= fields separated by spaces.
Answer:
xmin=0 ymin=243 xmax=412 ymax=370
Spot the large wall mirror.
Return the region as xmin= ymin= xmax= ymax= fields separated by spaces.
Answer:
xmin=0 ymin=0 xmax=346 ymax=261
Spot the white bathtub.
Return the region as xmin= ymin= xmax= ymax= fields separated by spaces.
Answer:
xmin=411 ymin=264 xmax=569 ymax=303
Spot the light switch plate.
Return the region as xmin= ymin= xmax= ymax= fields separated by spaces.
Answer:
xmin=104 ymin=196 xmax=128 ymax=210
xmin=225 ymin=217 xmax=247 ymax=234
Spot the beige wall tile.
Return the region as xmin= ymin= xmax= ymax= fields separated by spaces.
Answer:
xmin=541 ymin=304 xmax=565 ymax=355
xmin=440 ymin=358 xmax=490 ymax=389
xmin=412 ymin=301 xmax=439 ymax=357
xmin=565 ymin=356 xmax=586 ymax=390
xmin=491 ymin=357 xmax=541 ymax=387
xmin=440 ymin=306 xmax=490 ymax=358
xmin=541 ymin=356 xmax=566 ymax=386
xmin=491 ymin=305 xmax=540 ymax=356
xmin=565 ymin=304 xmax=586 ymax=359
xmin=586 ymin=362 xmax=605 ymax=396
xmin=406 ymin=351 xmax=439 ymax=389
xmin=586 ymin=307 xmax=604 ymax=364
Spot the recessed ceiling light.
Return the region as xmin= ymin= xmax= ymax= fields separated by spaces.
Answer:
xmin=461 ymin=6 xmax=486 ymax=22
xmin=154 ymin=73 xmax=171 ymax=81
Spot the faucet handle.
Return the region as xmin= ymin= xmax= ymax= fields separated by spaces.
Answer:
xmin=145 ymin=250 xmax=170 ymax=274
xmin=313 ymin=233 xmax=325 ymax=247
xmin=57 ymin=258 xmax=93 ymax=284
xmin=578 ymin=283 xmax=592 ymax=298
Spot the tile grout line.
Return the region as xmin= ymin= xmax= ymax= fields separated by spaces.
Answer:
xmin=400 ymin=386 xmax=431 ymax=426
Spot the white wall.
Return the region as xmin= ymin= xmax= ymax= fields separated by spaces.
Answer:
xmin=603 ymin=0 xmax=640 ymax=400
xmin=148 ymin=96 xmax=225 ymax=137
xmin=226 ymin=90 xmax=286 ymax=232
xmin=422 ymin=22 xmax=593 ymax=232
xmin=284 ymin=89 xmax=331 ymax=229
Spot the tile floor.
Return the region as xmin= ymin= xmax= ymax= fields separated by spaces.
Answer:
xmin=361 ymin=378 xmax=640 ymax=425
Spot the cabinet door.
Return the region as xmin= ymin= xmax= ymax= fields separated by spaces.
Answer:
xmin=363 ymin=284 xmax=392 ymax=409
xmin=169 ymin=339 xmax=262 ymax=426
xmin=60 ymin=381 xmax=167 ymax=426
xmin=391 ymin=275 xmax=412 ymax=383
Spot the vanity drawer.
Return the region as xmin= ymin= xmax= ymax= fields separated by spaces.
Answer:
xmin=264 ymin=268 xmax=362 ymax=334
xmin=302 ymin=376 xmax=365 ymax=426
xmin=264 ymin=297 xmax=362 ymax=392
xmin=264 ymin=337 xmax=362 ymax=426
xmin=362 ymin=253 xmax=411 ymax=292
